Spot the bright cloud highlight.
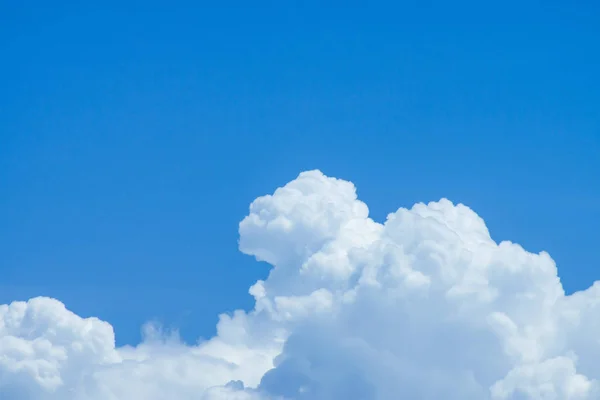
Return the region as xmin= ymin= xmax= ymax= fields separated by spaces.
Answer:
xmin=1 ymin=170 xmax=599 ymax=399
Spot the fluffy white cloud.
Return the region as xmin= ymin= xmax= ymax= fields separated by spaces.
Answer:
xmin=1 ymin=170 xmax=599 ymax=399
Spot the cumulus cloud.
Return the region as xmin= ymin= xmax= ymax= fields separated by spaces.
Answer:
xmin=1 ymin=170 xmax=599 ymax=399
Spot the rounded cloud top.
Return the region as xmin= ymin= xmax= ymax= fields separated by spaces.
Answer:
xmin=239 ymin=170 xmax=369 ymax=267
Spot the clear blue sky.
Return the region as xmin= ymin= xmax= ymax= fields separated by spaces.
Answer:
xmin=1 ymin=1 xmax=598 ymax=346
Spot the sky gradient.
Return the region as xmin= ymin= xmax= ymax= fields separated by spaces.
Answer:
xmin=1 ymin=0 xmax=599 ymax=351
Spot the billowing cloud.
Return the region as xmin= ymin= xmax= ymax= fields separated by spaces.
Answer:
xmin=1 ymin=170 xmax=599 ymax=399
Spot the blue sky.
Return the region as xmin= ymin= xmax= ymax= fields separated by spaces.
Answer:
xmin=1 ymin=1 xmax=598 ymax=347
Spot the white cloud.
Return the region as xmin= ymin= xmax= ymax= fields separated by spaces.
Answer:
xmin=1 ymin=170 xmax=599 ymax=399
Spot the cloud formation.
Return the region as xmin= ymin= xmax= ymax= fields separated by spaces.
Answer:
xmin=1 ymin=170 xmax=599 ymax=399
